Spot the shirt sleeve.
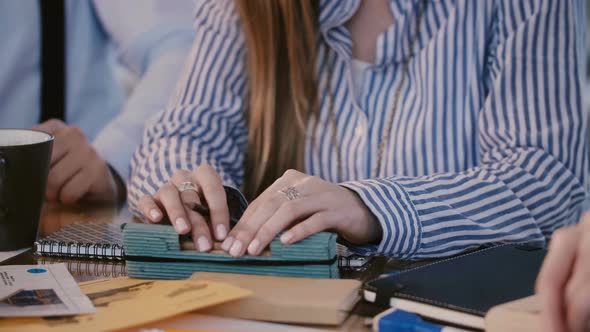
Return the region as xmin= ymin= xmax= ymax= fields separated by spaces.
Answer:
xmin=90 ymin=0 xmax=196 ymax=181
xmin=127 ymin=0 xmax=249 ymax=212
xmin=342 ymin=0 xmax=588 ymax=259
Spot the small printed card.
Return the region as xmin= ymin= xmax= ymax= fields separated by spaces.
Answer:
xmin=0 ymin=264 xmax=95 ymax=317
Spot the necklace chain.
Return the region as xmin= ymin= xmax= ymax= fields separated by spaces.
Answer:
xmin=326 ymin=0 xmax=427 ymax=181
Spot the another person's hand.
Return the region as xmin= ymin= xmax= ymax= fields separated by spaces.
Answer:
xmin=137 ymin=165 xmax=231 ymax=252
xmin=536 ymin=213 xmax=590 ymax=332
xmin=222 ymin=169 xmax=381 ymax=257
xmin=35 ymin=119 xmax=121 ymax=204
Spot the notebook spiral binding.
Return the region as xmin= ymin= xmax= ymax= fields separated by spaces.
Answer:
xmin=36 ymin=256 xmax=127 ymax=278
xmin=35 ymin=240 xmax=125 ymax=260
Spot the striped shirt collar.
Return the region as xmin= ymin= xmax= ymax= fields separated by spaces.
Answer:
xmin=319 ymin=0 xmax=435 ymax=66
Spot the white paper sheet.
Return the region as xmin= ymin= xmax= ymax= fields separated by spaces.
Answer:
xmin=0 ymin=264 xmax=95 ymax=317
xmin=0 ymin=248 xmax=29 ymax=263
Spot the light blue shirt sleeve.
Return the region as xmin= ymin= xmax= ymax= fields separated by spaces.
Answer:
xmin=91 ymin=0 xmax=196 ymax=181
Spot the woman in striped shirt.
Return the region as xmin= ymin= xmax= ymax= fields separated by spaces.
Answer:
xmin=129 ymin=0 xmax=588 ymax=259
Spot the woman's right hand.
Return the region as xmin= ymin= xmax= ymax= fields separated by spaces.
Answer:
xmin=137 ymin=165 xmax=230 ymax=252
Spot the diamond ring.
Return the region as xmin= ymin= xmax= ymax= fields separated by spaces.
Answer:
xmin=177 ymin=181 xmax=199 ymax=194
xmin=278 ymin=186 xmax=301 ymax=201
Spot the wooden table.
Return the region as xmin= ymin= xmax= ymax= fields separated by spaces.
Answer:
xmin=1 ymin=202 xmax=428 ymax=331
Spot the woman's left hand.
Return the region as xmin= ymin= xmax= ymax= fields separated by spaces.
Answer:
xmin=536 ymin=213 xmax=590 ymax=332
xmin=220 ymin=169 xmax=382 ymax=257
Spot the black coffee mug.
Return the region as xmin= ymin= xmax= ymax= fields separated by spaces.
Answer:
xmin=0 ymin=129 xmax=53 ymax=250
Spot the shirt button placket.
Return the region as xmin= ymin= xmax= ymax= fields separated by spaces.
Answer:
xmin=355 ymin=123 xmax=365 ymax=138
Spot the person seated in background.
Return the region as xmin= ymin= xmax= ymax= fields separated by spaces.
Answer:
xmin=0 ymin=0 xmax=195 ymax=204
xmin=129 ymin=0 xmax=588 ymax=259
xmin=537 ymin=213 xmax=590 ymax=332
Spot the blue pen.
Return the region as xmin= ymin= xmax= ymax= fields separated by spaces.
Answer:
xmin=373 ymin=308 xmax=473 ymax=332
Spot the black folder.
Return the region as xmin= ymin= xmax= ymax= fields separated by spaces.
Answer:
xmin=363 ymin=244 xmax=546 ymax=329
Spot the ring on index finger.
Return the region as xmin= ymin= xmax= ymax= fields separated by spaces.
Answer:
xmin=278 ymin=186 xmax=301 ymax=201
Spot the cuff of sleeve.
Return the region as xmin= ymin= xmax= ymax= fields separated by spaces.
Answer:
xmin=94 ymin=129 xmax=133 ymax=182
xmin=340 ymin=178 xmax=422 ymax=259
xmin=107 ymin=164 xmax=127 ymax=204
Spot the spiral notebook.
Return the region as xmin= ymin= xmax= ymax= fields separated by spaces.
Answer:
xmin=35 ymin=223 xmax=125 ymax=260
xmin=36 ymin=256 xmax=127 ymax=280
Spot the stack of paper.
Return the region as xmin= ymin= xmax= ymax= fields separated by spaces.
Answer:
xmin=193 ymin=272 xmax=361 ymax=325
xmin=485 ymin=296 xmax=541 ymax=332
xmin=123 ymin=223 xmax=339 ymax=279
xmin=0 ymin=277 xmax=251 ymax=332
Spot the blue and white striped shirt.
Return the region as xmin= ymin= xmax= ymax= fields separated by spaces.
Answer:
xmin=129 ymin=0 xmax=588 ymax=259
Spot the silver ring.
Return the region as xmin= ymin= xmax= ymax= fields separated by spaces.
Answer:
xmin=278 ymin=186 xmax=301 ymax=201
xmin=177 ymin=181 xmax=199 ymax=194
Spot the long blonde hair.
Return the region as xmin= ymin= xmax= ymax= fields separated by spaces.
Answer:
xmin=236 ymin=0 xmax=320 ymax=199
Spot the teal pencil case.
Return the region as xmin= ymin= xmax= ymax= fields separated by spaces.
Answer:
xmin=122 ymin=223 xmax=339 ymax=279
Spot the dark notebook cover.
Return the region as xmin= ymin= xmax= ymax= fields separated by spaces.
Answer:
xmin=364 ymin=244 xmax=546 ymax=316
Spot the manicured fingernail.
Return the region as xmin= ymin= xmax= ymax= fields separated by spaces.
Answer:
xmin=229 ymin=240 xmax=243 ymax=257
xmin=221 ymin=237 xmax=234 ymax=251
xmin=149 ymin=209 xmax=161 ymax=220
xmin=280 ymin=232 xmax=294 ymax=244
xmin=247 ymin=239 xmax=260 ymax=255
xmin=175 ymin=218 xmax=189 ymax=233
xmin=197 ymin=236 xmax=211 ymax=252
xmin=216 ymin=224 xmax=227 ymax=240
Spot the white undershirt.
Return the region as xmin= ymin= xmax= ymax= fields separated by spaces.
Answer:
xmin=350 ymin=58 xmax=372 ymax=102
